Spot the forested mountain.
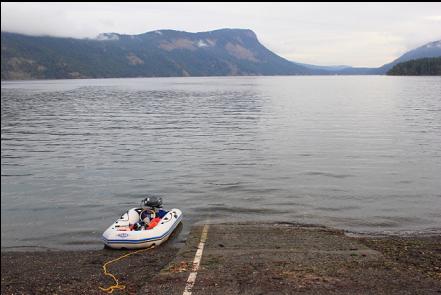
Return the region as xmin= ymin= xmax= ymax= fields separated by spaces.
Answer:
xmin=326 ymin=40 xmax=441 ymax=75
xmin=1 ymin=29 xmax=318 ymax=80
xmin=387 ymin=57 xmax=441 ymax=76
xmin=377 ymin=41 xmax=441 ymax=74
xmin=1 ymin=29 xmax=440 ymax=80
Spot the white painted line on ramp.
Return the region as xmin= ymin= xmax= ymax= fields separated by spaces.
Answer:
xmin=183 ymin=224 xmax=210 ymax=295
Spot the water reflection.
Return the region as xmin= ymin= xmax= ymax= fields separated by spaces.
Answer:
xmin=1 ymin=76 xmax=441 ymax=250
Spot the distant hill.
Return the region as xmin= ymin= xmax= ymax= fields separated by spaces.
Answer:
xmin=387 ymin=57 xmax=441 ymax=76
xmin=1 ymin=29 xmax=321 ymax=80
xmin=312 ymin=40 xmax=441 ymax=75
xmin=376 ymin=40 xmax=441 ymax=74
xmin=2 ymin=28 xmax=440 ymax=80
xmin=291 ymin=62 xmax=351 ymax=72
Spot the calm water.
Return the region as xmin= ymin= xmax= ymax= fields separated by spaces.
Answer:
xmin=1 ymin=76 xmax=441 ymax=250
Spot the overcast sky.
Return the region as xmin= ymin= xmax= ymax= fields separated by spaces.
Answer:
xmin=2 ymin=2 xmax=441 ymax=67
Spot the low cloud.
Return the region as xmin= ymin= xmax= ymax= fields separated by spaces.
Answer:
xmin=2 ymin=2 xmax=440 ymax=67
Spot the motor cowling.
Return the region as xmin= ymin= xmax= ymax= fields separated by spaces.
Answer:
xmin=141 ymin=195 xmax=163 ymax=209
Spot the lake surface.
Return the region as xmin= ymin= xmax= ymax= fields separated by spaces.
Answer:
xmin=2 ymin=76 xmax=441 ymax=250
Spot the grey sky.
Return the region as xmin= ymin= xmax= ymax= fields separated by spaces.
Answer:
xmin=2 ymin=2 xmax=441 ymax=67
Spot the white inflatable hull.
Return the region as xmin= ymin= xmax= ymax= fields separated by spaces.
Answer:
xmin=102 ymin=208 xmax=182 ymax=249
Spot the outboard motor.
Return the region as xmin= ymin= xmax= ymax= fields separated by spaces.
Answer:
xmin=141 ymin=195 xmax=163 ymax=209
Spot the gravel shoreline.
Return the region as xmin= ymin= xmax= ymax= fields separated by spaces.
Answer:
xmin=1 ymin=246 xmax=180 ymax=295
xmin=357 ymin=235 xmax=441 ymax=281
xmin=2 ymin=231 xmax=440 ymax=294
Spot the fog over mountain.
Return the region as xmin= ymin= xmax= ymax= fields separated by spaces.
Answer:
xmin=2 ymin=2 xmax=441 ymax=67
xmin=1 ymin=29 xmax=440 ymax=80
xmin=1 ymin=29 xmax=317 ymax=80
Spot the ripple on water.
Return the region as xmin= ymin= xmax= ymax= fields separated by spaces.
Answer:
xmin=303 ymin=171 xmax=355 ymax=179
xmin=2 ymin=76 xmax=441 ymax=250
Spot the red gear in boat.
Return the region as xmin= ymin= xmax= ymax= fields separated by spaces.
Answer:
xmin=147 ymin=217 xmax=161 ymax=229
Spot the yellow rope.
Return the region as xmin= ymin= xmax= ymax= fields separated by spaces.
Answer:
xmin=99 ymin=246 xmax=154 ymax=294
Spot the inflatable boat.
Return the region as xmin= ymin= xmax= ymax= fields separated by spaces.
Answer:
xmin=102 ymin=196 xmax=182 ymax=249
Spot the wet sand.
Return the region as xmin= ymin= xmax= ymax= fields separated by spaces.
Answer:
xmin=1 ymin=224 xmax=441 ymax=295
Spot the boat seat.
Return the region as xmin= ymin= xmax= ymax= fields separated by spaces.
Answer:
xmin=128 ymin=209 xmax=140 ymax=224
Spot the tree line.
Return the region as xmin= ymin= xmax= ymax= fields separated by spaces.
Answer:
xmin=387 ymin=57 xmax=441 ymax=76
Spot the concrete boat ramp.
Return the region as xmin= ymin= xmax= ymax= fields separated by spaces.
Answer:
xmin=142 ymin=223 xmax=441 ymax=295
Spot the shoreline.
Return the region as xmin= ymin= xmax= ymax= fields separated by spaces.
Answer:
xmin=3 ymin=222 xmax=440 ymax=253
xmin=1 ymin=246 xmax=180 ymax=294
xmin=2 ymin=224 xmax=440 ymax=294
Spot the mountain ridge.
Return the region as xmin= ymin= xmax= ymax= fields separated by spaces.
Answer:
xmin=1 ymin=29 xmax=440 ymax=79
xmin=2 ymin=28 xmax=320 ymax=79
xmin=376 ymin=40 xmax=441 ymax=74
